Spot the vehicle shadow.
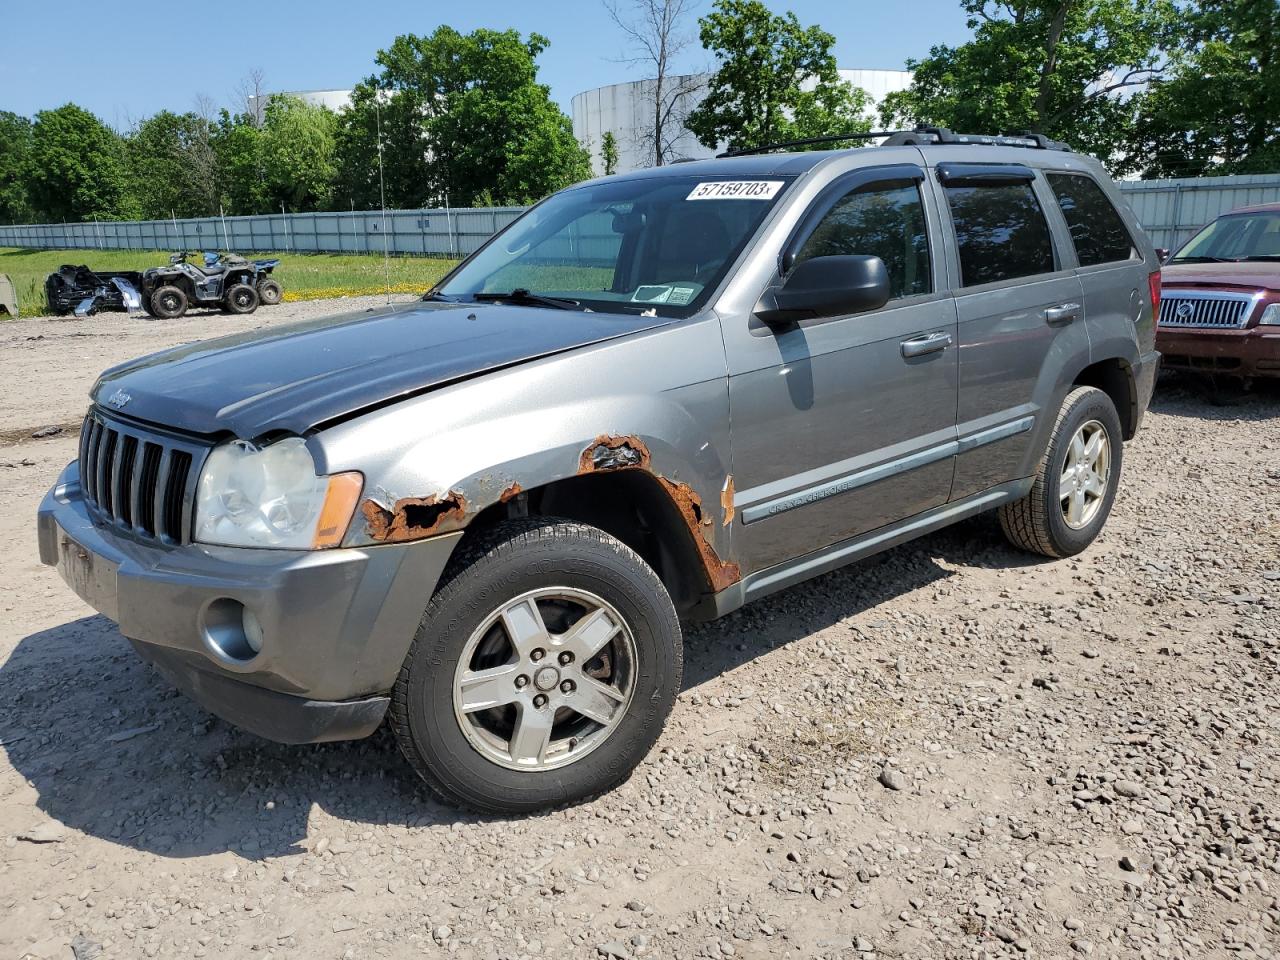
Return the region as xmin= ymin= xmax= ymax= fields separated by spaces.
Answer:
xmin=1152 ymin=370 xmax=1280 ymax=421
xmin=0 ymin=516 xmax=1039 ymax=860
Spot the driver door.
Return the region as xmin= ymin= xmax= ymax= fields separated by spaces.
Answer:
xmin=723 ymin=166 xmax=959 ymax=575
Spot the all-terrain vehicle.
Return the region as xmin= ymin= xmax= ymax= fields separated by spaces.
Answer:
xmin=141 ymin=251 xmax=282 ymax=319
xmin=45 ymin=264 xmax=145 ymax=317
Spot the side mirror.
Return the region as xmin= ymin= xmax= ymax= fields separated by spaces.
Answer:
xmin=755 ymin=255 xmax=891 ymax=326
xmin=1155 ymin=247 xmax=1170 ymax=263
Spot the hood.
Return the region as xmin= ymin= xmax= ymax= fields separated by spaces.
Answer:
xmin=93 ymin=300 xmax=674 ymax=438
xmin=1162 ymin=261 xmax=1280 ymax=292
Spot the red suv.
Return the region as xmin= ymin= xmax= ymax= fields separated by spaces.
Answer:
xmin=1156 ymin=202 xmax=1280 ymax=379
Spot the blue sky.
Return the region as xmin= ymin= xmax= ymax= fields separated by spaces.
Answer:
xmin=1 ymin=0 xmax=973 ymax=127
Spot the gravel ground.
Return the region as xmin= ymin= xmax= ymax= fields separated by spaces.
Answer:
xmin=1 ymin=302 xmax=1277 ymax=960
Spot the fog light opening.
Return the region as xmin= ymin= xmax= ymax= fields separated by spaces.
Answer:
xmin=203 ymin=598 xmax=263 ymax=664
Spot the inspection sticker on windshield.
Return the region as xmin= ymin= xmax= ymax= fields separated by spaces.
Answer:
xmin=687 ymin=180 xmax=783 ymax=200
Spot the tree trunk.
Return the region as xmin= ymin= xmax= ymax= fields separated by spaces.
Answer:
xmin=1033 ymin=1 xmax=1074 ymax=132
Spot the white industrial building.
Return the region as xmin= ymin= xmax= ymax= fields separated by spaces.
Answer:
xmin=572 ymin=68 xmax=913 ymax=175
xmin=247 ymin=89 xmax=353 ymax=120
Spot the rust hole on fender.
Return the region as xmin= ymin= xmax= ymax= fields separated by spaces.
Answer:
xmin=499 ymin=482 xmax=524 ymax=503
xmin=362 ymin=491 xmax=468 ymax=543
xmin=658 ymin=477 xmax=741 ymax=592
xmin=578 ymin=434 xmax=653 ymax=473
xmin=721 ymin=475 xmax=735 ymax=527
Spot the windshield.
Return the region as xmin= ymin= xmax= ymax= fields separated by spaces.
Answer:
xmin=434 ymin=175 xmax=794 ymax=317
xmin=1172 ymin=211 xmax=1280 ymax=262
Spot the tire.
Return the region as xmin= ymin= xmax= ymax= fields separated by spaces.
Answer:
xmin=999 ymin=386 xmax=1123 ymax=558
xmin=149 ymin=285 xmax=187 ymax=319
xmin=223 ymin=283 xmax=259 ymax=315
xmin=390 ymin=517 xmax=682 ymax=813
xmin=256 ymin=278 xmax=282 ymax=305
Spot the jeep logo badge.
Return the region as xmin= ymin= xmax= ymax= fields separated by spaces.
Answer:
xmin=106 ymin=388 xmax=131 ymax=409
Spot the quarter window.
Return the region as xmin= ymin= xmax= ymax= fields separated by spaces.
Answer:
xmin=944 ymin=181 xmax=1056 ymax=286
xmin=794 ymin=179 xmax=931 ymax=299
xmin=1047 ymin=173 xmax=1136 ymax=266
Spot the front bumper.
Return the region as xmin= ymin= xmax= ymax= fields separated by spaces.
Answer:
xmin=38 ymin=461 xmax=461 ymax=743
xmin=1155 ymin=326 xmax=1280 ymax=378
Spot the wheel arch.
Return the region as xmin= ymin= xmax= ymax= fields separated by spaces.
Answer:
xmin=1071 ymin=354 xmax=1138 ymax=439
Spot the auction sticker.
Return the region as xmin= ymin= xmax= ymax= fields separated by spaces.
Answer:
xmin=687 ymin=180 xmax=783 ymax=200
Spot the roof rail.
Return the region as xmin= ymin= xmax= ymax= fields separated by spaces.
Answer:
xmin=718 ymin=125 xmax=1073 ymax=158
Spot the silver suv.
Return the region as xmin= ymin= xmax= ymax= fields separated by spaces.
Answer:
xmin=39 ymin=129 xmax=1161 ymax=813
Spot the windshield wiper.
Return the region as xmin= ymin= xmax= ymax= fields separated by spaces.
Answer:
xmin=1169 ymin=255 xmax=1232 ymax=263
xmin=1238 ymin=255 xmax=1280 ymax=262
xmin=471 ymin=289 xmax=584 ymax=311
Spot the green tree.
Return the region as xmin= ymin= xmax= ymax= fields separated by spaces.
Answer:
xmin=28 ymin=104 xmax=137 ymax=221
xmin=129 ymin=110 xmax=221 ymax=219
xmin=602 ymin=131 xmax=620 ymax=175
xmin=1127 ymin=0 xmax=1279 ymax=177
xmin=212 ymin=110 xmax=268 ymax=215
xmin=258 ymin=95 xmax=338 ymax=211
xmin=0 ymin=111 xmax=35 ymax=223
xmin=879 ymin=1 xmax=1178 ymax=161
xmin=335 ymin=26 xmax=591 ymax=208
xmin=685 ymin=0 xmax=872 ymax=153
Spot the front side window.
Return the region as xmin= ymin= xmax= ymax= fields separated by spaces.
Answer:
xmin=794 ymin=179 xmax=931 ymax=299
xmin=1172 ymin=210 xmax=1280 ymax=263
xmin=436 ymin=176 xmax=793 ymax=317
xmin=944 ymin=181 xmax=1056 ymax=287
xmin=1047 ymin=173 xmax=1136 ymax=266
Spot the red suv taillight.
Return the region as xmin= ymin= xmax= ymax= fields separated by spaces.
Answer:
xmin=1149 ymin=270 xmax=1162 ymax=325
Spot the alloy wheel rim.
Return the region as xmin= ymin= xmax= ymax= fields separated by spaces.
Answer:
xmin=1060 ymin=419 xmax=1110 ymax=529
xmin=452 ymin=587 xmax=638 ymax=771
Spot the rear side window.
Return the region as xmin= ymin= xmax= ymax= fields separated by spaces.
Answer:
xmin=944 ymin=182 xmax=1056 ymax=286
xmin=1047 ymin=173 xmax=1136 ymax=266
xmin=794 ymin=179 xmax=931 ymax=299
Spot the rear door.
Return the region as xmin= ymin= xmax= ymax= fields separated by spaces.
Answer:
xmin=932 ymin=162 xmax=1091 ymax=500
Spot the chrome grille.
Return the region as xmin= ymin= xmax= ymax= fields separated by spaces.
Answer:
xmin=1158 ymin=291 xmax=1256 ymax=329
xmin=78 ymin=410 xmax=206 ymax=544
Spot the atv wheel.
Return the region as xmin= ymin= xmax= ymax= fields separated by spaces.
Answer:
xmin=150 ymin=285 xmax=188 ymax=319
xmin=224 ymin=283 xmax=259 ymax=315
xmin=256 ymin=279 xmax=282 ymax=305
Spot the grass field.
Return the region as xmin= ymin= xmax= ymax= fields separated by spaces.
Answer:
xmin=0 ymin=248 xmax=461 ymax=316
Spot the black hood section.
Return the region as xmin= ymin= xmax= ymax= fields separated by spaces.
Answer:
xmin=93 ymin=301 xmax=673 ymax=438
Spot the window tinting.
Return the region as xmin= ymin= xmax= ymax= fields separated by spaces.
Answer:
xmin=794 ymin=179 xmax=931 ymax=299
xmin=1048 ymin=173 xmax=1135 ymax=266
xmin=944 ymin=181 xmax=1055 ymax=287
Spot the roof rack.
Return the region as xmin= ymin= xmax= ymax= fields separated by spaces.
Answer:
xmin=718 ymin=125 xmax=1073 ymax=158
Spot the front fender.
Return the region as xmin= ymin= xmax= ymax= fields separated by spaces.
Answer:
xmin=311 ymin=318 xmax=737 ymax=586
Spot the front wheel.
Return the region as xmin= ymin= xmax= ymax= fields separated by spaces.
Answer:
xmin=149 ymin=285 xmax=187 ymax=319
xmin=999 ymin=385 xmax=1123 ymax=558
xmin=256 ymin=278 xmax=282 ymax=305
xmin=390 ymin=518 xmax=682 ymax=813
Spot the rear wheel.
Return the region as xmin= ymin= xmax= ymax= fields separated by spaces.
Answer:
xmin=223 ymin=283 xmax=259 ymax=314
xmin=999 ymin=386 xmax=1123 ymax=558
xmin=149 ymin=285 xmax=187 ymax=319
xmin=390 ymin=518 xmax=682 ymax=813
xmin=256 ymin=278 xmax=282 ymax=305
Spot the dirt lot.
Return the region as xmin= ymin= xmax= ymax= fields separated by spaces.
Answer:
xmin=1 ymin=302 xmax=1277 ymax=960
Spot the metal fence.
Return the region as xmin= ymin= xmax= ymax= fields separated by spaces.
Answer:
xmin=1 ymin=173 xmax=1277 ymax=257
xmin=0 ymin=207 xmax=526 ymax=258
xmin=1118 ymin=173 xmax=1280 ymax=250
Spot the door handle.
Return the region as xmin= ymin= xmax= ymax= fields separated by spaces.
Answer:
xmin=1045 ymin=302 xmax=1081 ymax=325
xmin=900 ymin=331 xmax=953 ymax=359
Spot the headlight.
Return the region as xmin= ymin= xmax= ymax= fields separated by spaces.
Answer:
xmin=195 ymin=438 xmax=363 ymax=549
xmin=1260 ymin=303 xmax=1280 ymax=326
